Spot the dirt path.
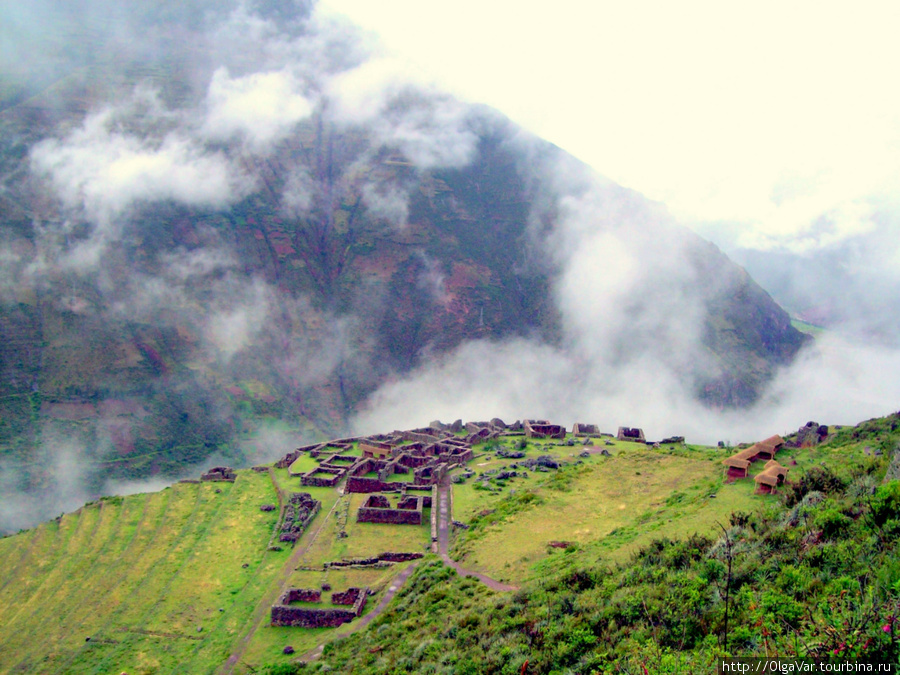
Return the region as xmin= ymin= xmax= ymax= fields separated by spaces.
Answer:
xmin=216 ymin=489 xmax=343 ymax=675
xmin=298 ymin=561 xmax=420 ymax=663
xmin=437 ymin=482 xmax=518 ymax=592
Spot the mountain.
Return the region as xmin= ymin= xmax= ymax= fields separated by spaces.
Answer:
xmin=0 ymin=0 xmax=809 ymax=531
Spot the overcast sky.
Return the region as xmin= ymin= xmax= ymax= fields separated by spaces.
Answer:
xmin=318 ymin=1 xmax=900 ymax=258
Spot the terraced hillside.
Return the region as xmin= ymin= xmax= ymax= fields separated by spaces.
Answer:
xmin=0 ymin=470 xmax=291 ymax=673
xmin=3 ymin=413 xmax=894 ymax=674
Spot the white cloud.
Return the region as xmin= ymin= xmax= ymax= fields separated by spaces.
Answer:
xmin=328 ymin=57 xmax=479 ymax=169
xmin=203 ymin=67 xmax=313 ymax=148
xmin=32 ymin=109 xmax=249 ymax=222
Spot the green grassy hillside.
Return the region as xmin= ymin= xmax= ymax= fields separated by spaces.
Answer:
xmin=297 ymin=417 xmax=900 ymax=674
xmin=1 ymin=414 xmax=897 ymax=674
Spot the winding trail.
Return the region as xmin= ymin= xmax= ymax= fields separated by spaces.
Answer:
xmin=436 ymin=481 xmax=518 ymax=592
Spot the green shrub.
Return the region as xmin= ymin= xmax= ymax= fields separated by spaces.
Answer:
xmin=814 ymin=506 xmax=853 ymax=538
xmin=871 ymin=481 xmax=900 ymax=526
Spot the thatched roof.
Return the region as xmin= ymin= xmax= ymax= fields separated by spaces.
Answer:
xmin=722 ymin=446 xmax=761 ymax=467
xmin=722 ymin=456 xmax=751 ymax=469
xmin=754 ymin=459 xmax=789 ymax=486
xmin=758 ymin=434 xmax=785 ymax=450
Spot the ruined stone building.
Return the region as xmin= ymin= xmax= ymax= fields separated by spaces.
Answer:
xmin=616 ymin=427 xmax=646 ymax=443
xmin=270 ymin=587 xmax=369 ymax=627
xmin=356 ymin=494 xmax=426 ymax=525
xmin=524 ymin=420 xmax=566 ymax=439
xmin=572 ymin=423 xmax=601 ymax=437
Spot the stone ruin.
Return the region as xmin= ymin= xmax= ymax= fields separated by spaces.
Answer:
xmin=279 ymin=492 xmax=321 ymax=543
xmin=270 ymin=586 xmax=369 ymax=628
xmin=524 ymin=420 xmax=566 ymax=440
xmin=617 ymin=427 xmax=646 ymax=443
xmin=572 ymin=423 xmax=601 ymax=437
xmin=324 ymin=552 xmax=424 ymax=568
xmin=357 ymin=494 xmax=425 ymax=525
xmin=201 ymin=466 xmax=236 ymax=482
xmin=343 ymin=436 xmax=473 ymax=494
xmin=429 ymin=418 xmax=463 ymax=433
xmin=275 ymin=438 xmax=361 ymax=469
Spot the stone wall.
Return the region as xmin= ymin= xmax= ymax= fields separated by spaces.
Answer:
xmin=346 ymin=476 xmax=401 ymax=493
xmin=201 ymin=466 xmax=236 ymax=482
xmin=399 ymin=454 xmax=432 ymax=468
xmin=276 ymin=450 xmax=302 ymax=469
xmin=357 ymin=495 xmax=423 ymax=525
xmin=397 ymin=495 xmax=420 ymax=510
xmin=300 ymin=467 xmax=344 ymax=488
xmin=524 ymin=420 xmax=566 ymax=439
xmin=279 ymin=493 xmax=321 ymax=543
xmin=270 ymin=605 xmax=357 ymax=628
xmin=271 ymin=586 xmax=369 ymax=628
xmin=378 ymin=552 xmax=424 ymax=563
xmin=324 ymin=552 xmax=422 ymax=567
xmin=572 ymin=423 xmax=600 ymax=436
xmin=334 ymin=587 xmax=368 ymax=617
xmin=617 ymin=426 xmax=646 ymax=442
xmin=350 ymin=458 xmax=386 ymax=476
xmin=360 ymin=439 xmax=395 ymax=458
xmin=401 ymin=430 xmax=441 ymax=444
xmin=283 ymin=588 xmax=321 ymax=603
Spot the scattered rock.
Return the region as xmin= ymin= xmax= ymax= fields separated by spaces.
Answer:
xmin=321 ymin=583 xmax=332 ymax=591
xmin=241 ymin=563 xmax=249 ymax=568
xmin=579 ymin=451 xmax=590 ymax=458
xmin=260 ymin=504 xmax=276 ymax=512
xmin=497 ymin=448 xmax=525 ymax=459
xmin=283 ymin=645 xmax=295 ymax=655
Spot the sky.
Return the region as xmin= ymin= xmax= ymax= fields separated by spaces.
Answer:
xmin=318 ymin=0 xmax=900 ymax=256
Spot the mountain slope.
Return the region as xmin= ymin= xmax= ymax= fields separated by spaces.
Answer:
xmin=0 ymin=1 xmax=809 ymax=531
